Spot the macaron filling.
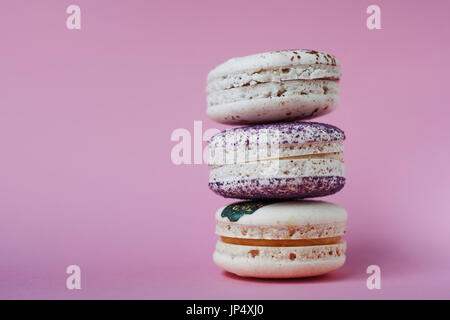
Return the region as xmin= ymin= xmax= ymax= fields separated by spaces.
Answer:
xmin=220 ymin=236 xmax=342 ymax=247
xmin=207 ymin=79 xmax=338 ymax=106
xmin=210 ymin=158 xmax=344 ymax=181
xmin=247 ymin=151 xmax=343 ymax=163
xmin=209 ymin=139 xmax=344 ymax=167
xmin=207 ymin=64 xmax=340 ymax=92
xmin=207 ymin=50 xmax=341 ymax=93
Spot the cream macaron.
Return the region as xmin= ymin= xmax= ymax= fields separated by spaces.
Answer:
xmin=213 ymin=200 xmax=347 ymax=278
xmin=206 ymin=49 xmax=340 ymax=125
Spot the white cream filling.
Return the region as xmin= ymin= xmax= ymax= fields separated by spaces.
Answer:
xmin=207 ymin=64 xmax=340 ymax=93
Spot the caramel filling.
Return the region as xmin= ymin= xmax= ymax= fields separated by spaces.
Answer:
xmin=244 ymin=152 xmax=343 ymax=163
xmin=221 ymin=236 xmax=342 ymax=247
xmin=279 ymin=152 xmax=343 ymax=161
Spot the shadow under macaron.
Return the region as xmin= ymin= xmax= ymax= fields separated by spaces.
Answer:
xmin=221 ymin=268 xmax=353 ymax=284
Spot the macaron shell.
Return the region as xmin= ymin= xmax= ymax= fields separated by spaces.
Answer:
xmin=207 ymin=89 xmax=338 ymax=125
xmin=207 ymin=50 xmax=340 ymax=82
xmin=208 ymin=121 xmax=345 ymax=151
xmin=215 ymin=200 xmax=347 ymax=239
xmin=216 ymin=200 xmax=347 ymax=225
xmin=207 ymin=64 xmax=339 ymax=93
xmin=213 ymin=240 xmax=346 ymax=278
xmin=207 ymin=80 xmax=338 ymax=110
xmin=216 ymin=220 xmax=347 ymax=240
xmin=209 ymin=175 xmax=345 ymax=200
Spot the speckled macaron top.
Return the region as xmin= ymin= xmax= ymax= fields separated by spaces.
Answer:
xmin=207 ymin=50 xmax=340 ymax=87
xmin=209 ymin=121 xmax=345 ymax=149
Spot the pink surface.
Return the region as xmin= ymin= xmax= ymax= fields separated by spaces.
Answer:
xmin=1 ymin=0 xmax=450 ymax=299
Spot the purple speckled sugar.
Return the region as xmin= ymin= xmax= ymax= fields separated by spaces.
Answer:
xmin=208 ymin=121 xmax=345 ymax=148
xmin=209 ymin=176 xmax=345 ymax=200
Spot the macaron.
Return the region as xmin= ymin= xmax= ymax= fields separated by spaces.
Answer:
xmin=213 ymin=200 xmax=347 ymax=278
xmin=206 ymin=49 xmax=340 ymax=125
xmin=208 ymin=121 xmax=345 ymax=200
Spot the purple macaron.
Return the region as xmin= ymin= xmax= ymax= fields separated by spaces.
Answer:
xmin=208 ymin=121 xmax=345 ymax=200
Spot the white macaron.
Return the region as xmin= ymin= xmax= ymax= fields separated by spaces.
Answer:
xmin=207 ymin=50 xmax=340 ymax=125
xmin=213 ymin=200 xmax=347 ymax=278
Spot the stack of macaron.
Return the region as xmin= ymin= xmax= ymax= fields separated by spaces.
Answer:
xmin=206 ymin=50 xmax=347 ymax=278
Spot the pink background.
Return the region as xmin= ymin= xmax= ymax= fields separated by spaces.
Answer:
xmin=1 ymin=0 xmax=449 ymax=299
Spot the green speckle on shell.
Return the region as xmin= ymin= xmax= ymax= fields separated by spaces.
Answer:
xmin=221 ymin=201 xmax=275 ymax=222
